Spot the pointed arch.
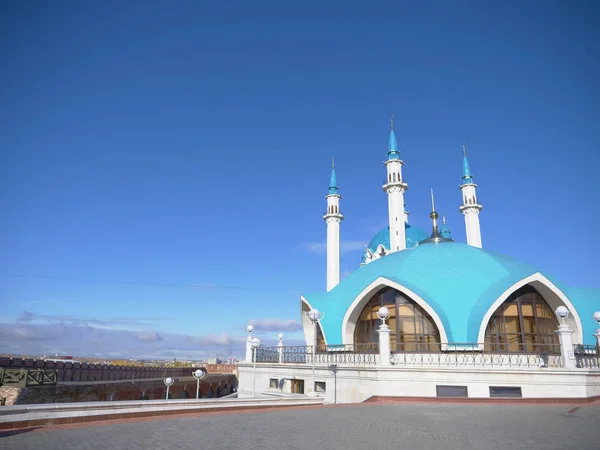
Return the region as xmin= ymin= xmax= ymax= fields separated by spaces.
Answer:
xmin=341 ymin=277 xmax=449 ymax=346
xmin=300 ymin=296 xmax=328 ymax=346
xmin=477 ymin=272 xmax=583 ymax=345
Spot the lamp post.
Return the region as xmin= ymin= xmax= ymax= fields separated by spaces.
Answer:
xmin=251 ymin=337 xmax=261 ymax=397
xmin=163 ymin=377 xmax=174 ymax=400
xmin=245 ymin=325 xmax=255 ymax=363
xmin=328 ymin=364 xmax=338 ymax=404
xmin=192 ymin=368 xmax=206 ymax=399
xmin=592 ymin=311 xmax=600 ymax=350
xmin=305 ymin=308 xmax=324 ymax=395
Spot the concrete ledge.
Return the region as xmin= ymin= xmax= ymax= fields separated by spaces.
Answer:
xmin=0 ymin=397 xmax=324 ymax=430
xmin=364 ymin=395 xmax=600 ymax=405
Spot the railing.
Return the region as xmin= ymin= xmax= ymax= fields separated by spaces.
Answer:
xmin=0 ymin=368 xmax=58 ymax=387
xmin=255 ymin=344 xmax=378 ymax=365
xmin=254 ymin=342 xmax=568 ymax=368
xmin=574 ymin=345 xmax=600 ymax=369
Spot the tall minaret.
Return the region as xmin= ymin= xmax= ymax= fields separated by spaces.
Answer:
xmin=324 ymin=158 xmax=343 ymax=291
xmin=382 ymin=116 xmax=408 ymax=253
xmin=459 ymin=145 xmax=483 ymax=248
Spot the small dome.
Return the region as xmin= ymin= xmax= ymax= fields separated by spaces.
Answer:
xmin=439 ymin=222 xmax=452 ymax=239
xmin=366 ymin=223 xmax=429 ymax=255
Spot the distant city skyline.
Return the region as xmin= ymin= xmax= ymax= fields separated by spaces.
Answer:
xmin=1 ymin=1 xmax=598 ymax=360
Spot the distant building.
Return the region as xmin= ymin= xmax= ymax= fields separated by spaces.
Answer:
xmin=206 ymin=357 xmax=221 ymax=365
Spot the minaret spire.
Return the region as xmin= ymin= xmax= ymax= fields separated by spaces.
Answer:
xmin=329 ymin=157 xmax=338 ymax=195
xmin=383 ymin=117 xmax=407 ymax=253
xmin=459 ymin=145 xmax=482 ymax=248
xmin=324 ymin=159 xmax=343 ymax=291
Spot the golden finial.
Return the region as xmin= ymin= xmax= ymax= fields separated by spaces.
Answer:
xmin=390 ymin=114 xmax=394 ymax=131
xmin=332 ymin=157 xmax=335 ymax=169
xmin=463 ymin=144 xmax=467 ymax=157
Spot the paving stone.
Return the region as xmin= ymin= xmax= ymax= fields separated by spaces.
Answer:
xmin=0 ymin=403 xmax=599 ymax=450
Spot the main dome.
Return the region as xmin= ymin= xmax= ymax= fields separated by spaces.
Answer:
xmin=303 ymin=241 xmax=595 ymax=345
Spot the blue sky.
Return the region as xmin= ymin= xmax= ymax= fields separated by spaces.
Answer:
xmin=1 ymin=1 xmax=598 ymax=360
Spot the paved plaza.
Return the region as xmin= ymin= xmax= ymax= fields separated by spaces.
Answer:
xmin=1 ymin=402 xmax=599 ymax=450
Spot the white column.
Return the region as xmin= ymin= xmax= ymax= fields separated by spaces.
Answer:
xmin=464 ymin=210 xmax=482 ymax=248
xmin=378 ymin=324 xmax=391 ymax=366
xmin=326 ymin=217 xmax=341 ymax=291
xmin=556 ymin=324 xmax=576 ymax=369
xmin=460 ymin=184 xmax=482 ymax=249
xmin=594 ymin=329 xmax=600 ymax=349
xmin=383 ymin=159 xmax=407 ymax=253
xmin=277 ymin=333 xmax=284 ymax=364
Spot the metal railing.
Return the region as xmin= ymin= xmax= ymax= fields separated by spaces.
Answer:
xmin=255 ymin=344 xmax=378 ymax=365
xmin=254 ymin=342 xmax=570 ymax=368
xmin=574 ymin=345 xmax=600 ymax=369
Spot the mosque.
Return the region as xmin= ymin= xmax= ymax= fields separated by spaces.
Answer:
xmin=238 ymin=122 xmax=600 ymax=403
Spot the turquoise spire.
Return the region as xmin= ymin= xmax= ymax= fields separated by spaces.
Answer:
xmin=461 ymin=145 xmax=474 ymax=184
xmin=387 ymin=115 xmax=400 ymax=160
xmin=328 ymin=157 xmax=338 ymax=195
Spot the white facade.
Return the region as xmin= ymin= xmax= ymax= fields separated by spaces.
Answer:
xmin=324 ymin=193 xmax=343 ymax=292
xmin=382 ymin=159 xmax=407 ymax=253
xmin=237 ymin=362 xmax=600 ymax=404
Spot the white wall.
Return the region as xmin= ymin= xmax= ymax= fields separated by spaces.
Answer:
xmin=237 ymin=363 xmax=600 ymax=404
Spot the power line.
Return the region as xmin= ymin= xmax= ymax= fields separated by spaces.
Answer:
xmin=0 ymin=272 xmax=303 ymax=292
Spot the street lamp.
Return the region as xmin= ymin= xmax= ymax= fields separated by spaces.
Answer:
xmin=555 ymin=306 xmax=569 ymax=324
xmin=251 ymin=337 xmax=261 ymax=397
xmin=377 ymin=306 xmax=390 ymax=324
xmin=305 ymin=308 xmax=324 ymax=395
xmin=164 ymin=377 xmax=174 ymax=400
xmin=192 ymin=368 xmax=206 ymax=399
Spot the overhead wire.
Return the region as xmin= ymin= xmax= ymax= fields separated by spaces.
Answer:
xmin=0 ymin=272 xmax=303 ymax=292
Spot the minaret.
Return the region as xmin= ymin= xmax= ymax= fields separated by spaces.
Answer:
xmin=324 ymin=158 xmax=343 ymax=291
xmin=382 ymin=116 xmax=408 ymax=252
xmin=459 ymin=145 xmax=483 ymax=248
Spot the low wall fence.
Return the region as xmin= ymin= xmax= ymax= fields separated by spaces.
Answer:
xmin=0 ymin=358 xmax=205 ymax=386
xmin=254 ymin=343 xmax=600 ymax=369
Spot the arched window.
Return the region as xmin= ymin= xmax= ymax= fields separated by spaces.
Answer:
xmin=388 ymin=174 xmax=392 ymax=182
xmin=484 ymin=285 xmax=560 ymax=353
xmin=354 ymin=287 xmax=440 ymax=352
xmin=392 ymin=173 xmax=396 ymax=182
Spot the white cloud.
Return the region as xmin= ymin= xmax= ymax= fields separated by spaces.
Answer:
xmin=248 ymin=318 xmax=303 ymax=332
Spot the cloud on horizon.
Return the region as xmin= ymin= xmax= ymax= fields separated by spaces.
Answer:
xmin=0 ymin=322 xmax=246 ymax=360
xmin=248 ymin=318 xmax=303 ymax=332
xmin=15 ymin=311 xmax=167 ymax=329
xmin=0 ymin=310 xmax=309 ymax=360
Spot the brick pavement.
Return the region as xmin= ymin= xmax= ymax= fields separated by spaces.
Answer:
xmin=1 ymin=403 xmax=599 ymax=450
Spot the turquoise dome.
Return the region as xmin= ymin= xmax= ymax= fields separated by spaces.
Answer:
xmin=366 ymin=223 xmax=429 ymax=254
xmin=304 ymin=242 xmax=599 ymax=345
